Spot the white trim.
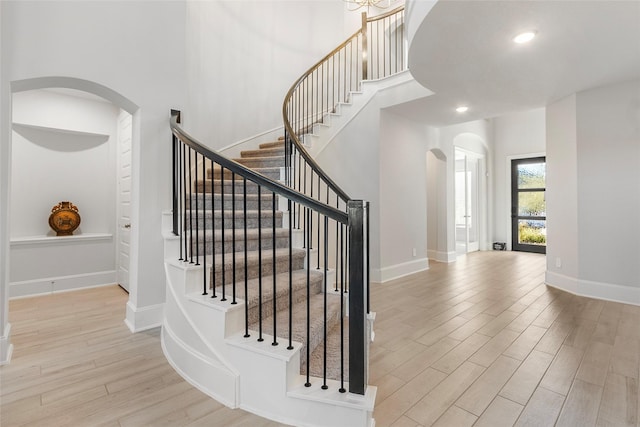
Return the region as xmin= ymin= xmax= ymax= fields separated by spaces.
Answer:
xmin=372 ymin=257 xmax=429 ymax=283
xmin=218 ymin=125 xmax=283 ymax=153
xmin=545 ymin=270 xmax=640 ymax=306
xmin=10 ymin=233 xmax=113 ymax=247
xmin=9 ymin=270 xmax=117 ymax=298
xmin=0 ymin=323 xmax=14 ymax=365
xmin=125 ymin=300 xmax=164 ymax=333
xmin=427 ymin=250 xmax=457 ymax=263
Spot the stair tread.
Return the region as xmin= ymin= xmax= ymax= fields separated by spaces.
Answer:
xmin=185 ymin=210 xmax=284 ymax=217
xmin=248 ymin=285 xmax=343 ymax=358
xmin=259 ymin=140 xmax=285 ymax=149
xmin=214 ymin=268 xmax=323 ymax=303
xmin=309 ymin=322 xmax=349 ymax=382
xmin=241 ymin=147 xmax=285 ymax=157
xmin=199 ymin=227 xmax=289 ymax=237
xmin=234 ymin=155 xmax=284 ymax=161
xmin=208 ymin=247 xmax=306 ymax=268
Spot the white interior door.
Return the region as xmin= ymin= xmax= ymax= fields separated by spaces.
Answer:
xmin=455 ymin=149 xmax=480 ymax=254
xmin=116 ymin=110 xmax=132 ymax=292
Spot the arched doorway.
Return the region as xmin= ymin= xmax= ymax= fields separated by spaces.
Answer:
xmin=452 ymin=133 xmax=489 ymax=255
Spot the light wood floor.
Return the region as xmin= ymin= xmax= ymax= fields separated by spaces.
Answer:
xmin=371 ymin=251 xmax=639 ymax=427
xmin=1 ymin=251 xmax=638 ymax=426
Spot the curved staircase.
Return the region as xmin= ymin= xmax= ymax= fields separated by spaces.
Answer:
xmin=162 ymin=133 xmax=371 ymax=427
xmin=162 ymin=7 xmax=407 ymax=426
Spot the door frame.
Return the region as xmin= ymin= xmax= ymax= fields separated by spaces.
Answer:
xmin=511 ymin=156 xmax=546 ymax=254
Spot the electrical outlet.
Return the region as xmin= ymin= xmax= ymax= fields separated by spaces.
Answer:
xmin=555 ymin=257 xmax=562 ymax=268
xmin=412 ymin=248 xmax=417 ymax=257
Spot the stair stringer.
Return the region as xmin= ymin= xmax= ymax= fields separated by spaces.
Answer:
xmin=304 ymin=70 xmax=433 ymax=158
xmin=162 ymin=230 xmax=377 ymax=427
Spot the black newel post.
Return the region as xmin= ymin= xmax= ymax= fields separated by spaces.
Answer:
xmin=348 ymin=200 xmax=367 ymax=395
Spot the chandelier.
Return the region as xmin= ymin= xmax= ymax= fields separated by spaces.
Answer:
xmin=344 ymin=0 xmax=390 ymax=12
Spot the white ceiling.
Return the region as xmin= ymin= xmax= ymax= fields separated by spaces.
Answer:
xmin=390 ymin=0 xmax=640 ymax=126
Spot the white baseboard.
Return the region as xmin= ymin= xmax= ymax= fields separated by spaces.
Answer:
xmin=372 ymin=258 xmax=429 ymax=283
xmin=427 ymin=250 xmax=457 ymax=263
xmin=546 ymin=270 xmax=640 ymax=306
xmin=125 ymin=300 xmax=164 ymax=332
xmin=9 ymin=271 xmax=117 ymax=299
xmin=0 ymin=323 xmax=13 ymax=365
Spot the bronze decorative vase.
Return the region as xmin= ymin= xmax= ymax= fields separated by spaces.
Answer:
xmin=49 ymin=201 xmax=81 ymax=236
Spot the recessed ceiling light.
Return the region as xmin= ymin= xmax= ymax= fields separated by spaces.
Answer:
xmin=456 ymin=106 xmax=469 ymax=113
xmin=513 ymin=31 xmax=536 ymax=44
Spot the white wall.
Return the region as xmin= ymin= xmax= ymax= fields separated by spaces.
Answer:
xmin=546 ymin=79 xmax=640 ymax=305
xmin=184 ymin=1 xmax=347 ymax=149
xmin=492 ymin=108 xmax=546 ymax=247
xmin=0 ymin=1 xmax=186 ymax=337
xmin=0 ymin=1 xmax=12 ymax=365
xmin=379 ymin=110 xmax=433 ymax=280
xmin=426 ymin=149 xmax=448 ymax=261
xmin=576 ymin=80 xmax=640 ymax=293
xmin=546 ymin=94 xmax=579 ymax=287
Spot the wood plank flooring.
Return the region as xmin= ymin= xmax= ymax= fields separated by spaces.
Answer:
xmin=0 ymin=286 xmax=285 ymax=427
xmin=371 ymin=251 xmax=640 ymax=427
xmin=1 ymin=251 xmax=639 ymax=426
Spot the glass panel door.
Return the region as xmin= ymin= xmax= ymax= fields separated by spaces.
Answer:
xmin=511 ymin=157 xmax=546 ymax=253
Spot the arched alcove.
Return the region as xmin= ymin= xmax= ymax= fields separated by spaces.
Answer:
xmin=5 ymin=77 xmax=139 ymax=299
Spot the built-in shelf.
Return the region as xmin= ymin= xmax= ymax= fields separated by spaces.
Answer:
xmin=12 ymin=122 xmax=110 ymax=139
xmin=10 ymin=233 xmax=113 ymax=247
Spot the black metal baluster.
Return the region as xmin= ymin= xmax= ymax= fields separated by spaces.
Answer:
xmin=287 ymin=198 xmax=293 ymax=350
xmin=211 ymin=162 xmax=217 ymax=299
xmin=317 ymin=175 xmax=321 ymax=269
xmin=305 ymin=208 xmax=311 ymax=387
xmin=243 ymin=178 xmax=249 ymax=337
xmin=272 ymin=192 xmax=278 ymax=346
xmin=201 ymin=154 xmax=207 ymax=295
xmin=195 ymin=153 xmax=200 ymax=267
xmin=188 ymin=147 xmax=194 ymax=263
xmin=232 ymin=173 xmax=237 ymax=305
xmin=345 ymin=227 xmax=349 ymax=294
xmin=339 ymin=222 xmax=345 ymax=393
xmin=297 ymin=153 xmax=302 ymax=229
xmin=335 ymin=196 xmax=339 ymax=292
xmin=178 ymin=140 xmax=184 ymax=261
xmin=322 ymin=215 xmax=328 ymax=390
xmin=258 ymin=186 xmax=263 ymax=342
xmin=309 ymin=170 xmax=313 ymax=250
xmin=221 ymin=166 xmax=226 ymax=301
xmin=303 ymin=163 xmax=307 ymax=248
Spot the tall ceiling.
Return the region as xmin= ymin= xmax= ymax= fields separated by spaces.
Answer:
xmin=391 ymin=0 xmax=640 ymax=126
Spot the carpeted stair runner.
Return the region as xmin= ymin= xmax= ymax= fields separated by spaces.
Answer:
xmin=190 ymin=139 xmax=347 ymax=383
